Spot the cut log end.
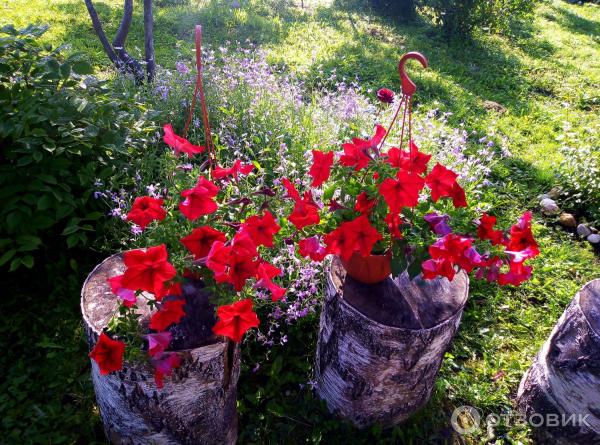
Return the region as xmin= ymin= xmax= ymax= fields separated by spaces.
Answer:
xmin=517 ymin=279 xmax=600 ymax=445
xmin=82 ymin=254 xmax=239 ymax=445
xmin=316 ymin=258 xmax=468 ymax=428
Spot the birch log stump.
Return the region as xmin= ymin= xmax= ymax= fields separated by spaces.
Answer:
xmin=517 ymin=279 xmax=600 ymax=445
xmin=81 ymin=254 xmax=240 ymax=445
xmin=315 ymin=257 xmax=469 ymax=428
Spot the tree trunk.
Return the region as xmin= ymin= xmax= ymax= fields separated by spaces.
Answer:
xmin=84 ymin=0 xmax=145 ymax=83
xmin=112 ymin=0 xmax=145 ymax=82
xmin=143 ymin=0 xmax=156 ymax=82
xmin=517 ymin=279 xmax=600 ymax=444
xmin=315 ymin=257 xmax=468 ymax=428
xmin=81 ymin=254 xmax=239 ymax=445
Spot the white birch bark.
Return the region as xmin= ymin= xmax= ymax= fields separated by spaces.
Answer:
xmin=517 ymin=279 xmax=600 ymax=444
xmin=315 ymin=258 xmax=469 ymax=428
xmin=82 ymin=254 xmax=239 ymax=445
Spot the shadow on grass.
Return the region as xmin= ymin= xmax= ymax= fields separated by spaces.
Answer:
xmin=545 ymin=2 xmax=600 ymax=38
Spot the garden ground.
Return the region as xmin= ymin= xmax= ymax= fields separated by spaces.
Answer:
xmin=1 ymin=0 xmax=599 ymax=443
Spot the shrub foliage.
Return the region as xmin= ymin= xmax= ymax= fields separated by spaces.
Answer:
xmin=0 ymin=25 xmax=156 ymax=270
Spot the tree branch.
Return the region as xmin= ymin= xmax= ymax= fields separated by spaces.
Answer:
xmin=143 ymin=0 xmax=156 ymax=82
xmin=84 ymin=0 xmax=121 ymax=67
xmin=112 ymin=0 xmax=145 ymax=82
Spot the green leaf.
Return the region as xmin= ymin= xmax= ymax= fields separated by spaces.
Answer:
xmin=72 ymin=60 xmax=94 ymax=75
xmin=0 ymin=249 xmax=16 ymax=266
xmin=21 ymin=255 xmax=34 ymax=268
xmin=59 ymin=62 xmax=71 ymax=79
xmin=9 ymin=258 xmax=21 ymax=272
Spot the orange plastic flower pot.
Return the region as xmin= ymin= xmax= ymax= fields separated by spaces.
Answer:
xmin=340 ymin=252 xmax=392 ymax=284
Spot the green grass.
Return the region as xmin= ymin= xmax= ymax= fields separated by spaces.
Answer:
xmin=1 ymin=0 xmax=599 ymax=443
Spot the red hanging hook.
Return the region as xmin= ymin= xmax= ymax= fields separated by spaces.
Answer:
xmin=184 ymin=24 xmax=215 ymax=168
xmin=398 ymin=52 xmax=428 ymax=97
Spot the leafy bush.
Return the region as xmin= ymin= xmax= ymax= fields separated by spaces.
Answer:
xmin=558 ymin=121 xmax=600 ymax=225
xmin=0 ymin=24 xmax=157 ymax=271
xmin=420 ymin=0 xmax=539 ymax=36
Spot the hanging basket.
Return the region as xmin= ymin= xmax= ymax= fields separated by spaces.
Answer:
xmin=81 ymin=254 xmax=239 ymax=445
xmin=339 ymin=252 xmax=392 ymax=285
xmin=315 ymin=257 xmax=468 ymax=428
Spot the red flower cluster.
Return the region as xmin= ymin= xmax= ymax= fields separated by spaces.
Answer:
xmin=324 ymin=215 xmax=382 ymax=261
xmin=422 ymin=234 xmax=481 ymax=281
xmin=423 ymin=212 xmax=540 ymax=285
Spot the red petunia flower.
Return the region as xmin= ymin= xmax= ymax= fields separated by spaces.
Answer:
xmin=152 ymin=352 xmax=181 ymax=389
xmin=298 ymin=236 xmax=327 ymax=262
xmin=450 ymin=182 xmax=467 ymax=208
xmin=179 ymin=177 xmax=219 ymax=221
xmin=147 ymin=332 xmax=172 ymax=357
xmin=212 ymin=159 xmax=254 ymax=180
xmin=422 ymin=258 xmax=456 ymax=281
xmin=289 ymin=196 xmax=320 ymax=230
xmin=339 ymin=125 xmax=386 ymax=170
xmin=180 ymin=226 xmax=227 ymax=260
xmin=423 ymin=234 xmax=482 ymax=280
xmin=222 ymin=251 xmax=259 ymax=291
xmin=206 ymin=240 xmax=231 ymax=275
xmin=281 ymin=178 xmax=301 ymax=201
xmin=498 ymin=260 xmax=532 ymax=286
xmin=324 ymin=224 xmax=356 ymax=261
xmin=126 ymin=196 xmax=167 ymax=230
xmin=504 ymin=211 xmax=539 ymax=259
xmin=355 ymin=192 xmax=376 ymax=215
xmin=149 ymin=299 xmax=186 ymax=331
xmin=242 ymin=211 xmax=281 ymax=247
xmin=324 ymin=215 xmax=381 ymax=259
xmin=384 ymin=212 xmax=403 ymax=239
xmin=339 ymin=142 xmax=371 ymax=171
xmin=379 ymin=171 xmax=425 ymax=213
xmin=212 ymin=299 xmax=260 ymax=343
xmin=425 ymin=163 xmax=459 ymax=202
xmin=163 ymin=124 xmax=205 ymax=156
xmin=255 ymin=261 xmax=286 ymax=301
xmin=107 ymin=275 xmax=136 ymax=307
xmin=121 ymin=244 xmax=177 ymax=299
xmin=377 ymin=88 xmax=395 ymax=104
xmin=344 ymin=215 xmax=382 ymax=257
xmin=384 ymin=142 xmax=431 ymax=175
xmin=309 ymin=150 xmax=334 ymax=187
xmin=477 ymin=213 xmax=504 ymax=246
xmin=352 ymin=125 xmax=387 ymax=152
xmin=89 ymin=332 xmax=126 ymax=375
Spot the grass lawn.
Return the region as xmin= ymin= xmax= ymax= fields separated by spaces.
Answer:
xmin=1 ymin=0 xmax=599 ymax=443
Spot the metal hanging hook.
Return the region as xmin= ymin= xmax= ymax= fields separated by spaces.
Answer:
xmin=398 ymin=52 xmax=428 ymax=97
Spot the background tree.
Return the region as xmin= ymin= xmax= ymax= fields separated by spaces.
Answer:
xmin=84 ymin=0 xmax=155 ymax=82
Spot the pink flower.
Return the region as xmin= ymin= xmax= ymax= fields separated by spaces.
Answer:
xmin=152 ymin=352 xmax=181 ymax=389
xmin=107 ymin=274 xmax=136 ymax=307
xmin=147 ymin=332 xmax=172 ymax=357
